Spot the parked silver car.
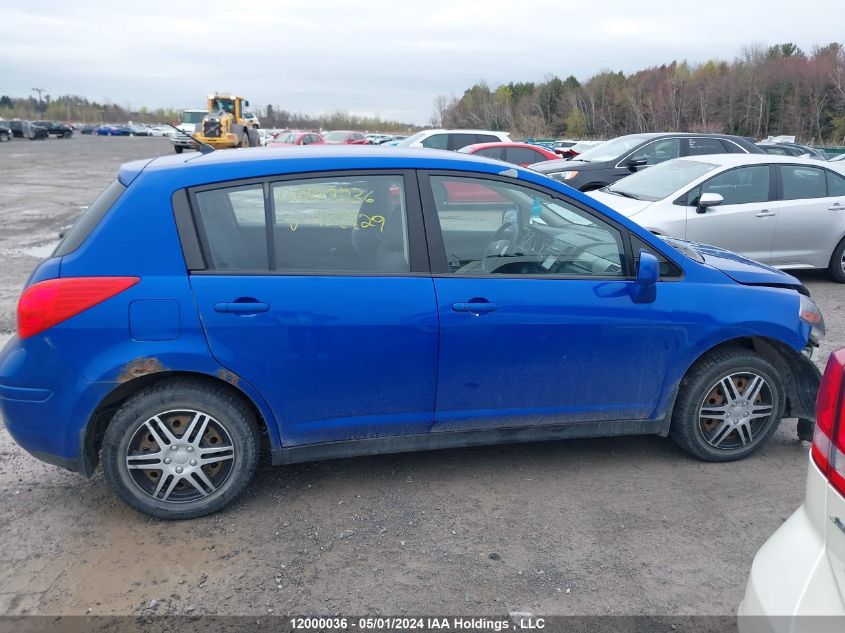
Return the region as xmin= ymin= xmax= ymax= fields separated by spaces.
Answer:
xmin=588 ymin=154 xmax=845 ymax=282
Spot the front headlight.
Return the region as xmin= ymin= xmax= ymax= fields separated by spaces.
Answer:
xmin=549 ymin=170 xmax=579 ymax=181
xmin=799 ymin=294 xmax=825 ymax=342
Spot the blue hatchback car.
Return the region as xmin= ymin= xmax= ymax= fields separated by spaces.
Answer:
xmin=0 ymin=147 xmax=825 ymax=518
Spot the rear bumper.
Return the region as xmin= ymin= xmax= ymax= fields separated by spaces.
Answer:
xmin=0 ymin=335 xmax=108 ymax=475
xmin=738 ymin=458 xmax=845 ymax=631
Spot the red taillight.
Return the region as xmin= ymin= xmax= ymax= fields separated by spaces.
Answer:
xmin=17 ymin=276 xmax=140 ymax=339
xmin=812 ymin=349 xmax=845 ymax=496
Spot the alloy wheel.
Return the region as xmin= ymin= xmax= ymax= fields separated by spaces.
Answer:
xmin=125 ymin=410 xmax=235 ymax=503
xmin=697 ymin=372 xmax=774 ymax=449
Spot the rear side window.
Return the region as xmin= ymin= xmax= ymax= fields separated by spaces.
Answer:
xmin=687 ymin=137 xmax=727 ymax=156
xmin=272 ymin=176 xmax=409 ymax=272
xmin=780 ymin=165 xmax=827 ymax=200
xmin=506 ymin=147 xmax=546 ymax=165
xmin=827 ymin=170 xmax=845 ymax=197
xmin=475 ymin=147 xmax=503 ymax=160
xmin=194 ymin=184 xmax=268 ymax=270
xmin=54 ymin=179 xmax=126 ymax=256
xmin=193 ymin=175 xmax=410 ymax=273
xmin=448 ymin=134 xmax=481 ymax=151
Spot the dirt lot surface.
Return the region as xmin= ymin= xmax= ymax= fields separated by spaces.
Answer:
xmin=0 ymin=136 xmax=843 ymax=617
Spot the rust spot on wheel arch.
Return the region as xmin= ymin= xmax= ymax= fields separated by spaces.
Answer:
xmin=117 ymin=357 xmax=166 ymax=383
xmin=217 ymin=369 xmax=240 ymax=386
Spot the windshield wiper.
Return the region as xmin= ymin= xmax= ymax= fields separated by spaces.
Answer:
xmin=608 ymin=190 xmax=642 ymax=200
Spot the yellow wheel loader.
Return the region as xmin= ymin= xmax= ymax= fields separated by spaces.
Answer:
xmin=191 ymin=94 xmax=261 ymax=150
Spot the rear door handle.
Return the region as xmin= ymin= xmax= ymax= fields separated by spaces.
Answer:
xmin=829 ymin=202 xmax=844 ymax=211
xmin=452 ymin=302 xmax=498 ymax=313
xmin=214 ymin=301 xmax=269 ymax=314
xmin=755 ymin=210 xmax=776 ymax=217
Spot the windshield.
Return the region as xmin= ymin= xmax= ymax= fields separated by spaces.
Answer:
xmin=574 ymin=135 xmax=653 ymax=163
xmin=606 ymin=159 xmax=717 ymax=201
xmin=181 ymin=111 xmax=206 ymax=124
xmin=325 ymin=131 xmax=351 ymax=141
xmin=396 ymin=131 xmax=429 ymax=146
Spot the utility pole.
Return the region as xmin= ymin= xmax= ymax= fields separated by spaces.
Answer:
xmin=31 ymin=87 xmax=46 ymax=114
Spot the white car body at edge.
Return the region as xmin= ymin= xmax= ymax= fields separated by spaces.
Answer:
xmin=737 ymin=453 xmax=845 ymax=631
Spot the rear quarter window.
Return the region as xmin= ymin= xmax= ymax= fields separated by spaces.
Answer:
xmin=53 ymin=179 xmax=126 ymax=256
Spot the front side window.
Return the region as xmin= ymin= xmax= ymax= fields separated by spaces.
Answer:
xmin=421 ymin=134 xmax=449 ymax=150
xmin=780 ymin=165 xmax=827 ymax=200
xmin=691 ymin=166 xmax=771 ymax=206
xmin=429 ymin=176 xmax=626 ymax=277
xmin=630 ymin=138 xmax=681 ymax=165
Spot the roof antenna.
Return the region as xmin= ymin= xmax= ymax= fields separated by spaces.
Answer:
xmin=167 ymin=123 xmax=215 ymax=154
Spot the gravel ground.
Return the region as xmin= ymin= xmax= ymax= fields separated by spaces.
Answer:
xmin=0 ymin=136 xmax=843 ymax=617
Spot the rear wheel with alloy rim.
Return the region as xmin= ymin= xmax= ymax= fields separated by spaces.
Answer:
xmin=670 ymin=347 xmax=784 ymax=461
xmin=829 ymin=237 xmax=845 ymax=283
xmin=103 ymin=378 xmax=260 ymax=519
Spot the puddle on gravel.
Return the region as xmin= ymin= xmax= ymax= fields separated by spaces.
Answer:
xmin=0 ymin=242 xmax=59 ymax=259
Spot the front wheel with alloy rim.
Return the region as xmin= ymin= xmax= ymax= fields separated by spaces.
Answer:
xmin=670 ymin=347 xmax=784 ymax=461
xmin=102 ymin=378 xmax=260 ymax=519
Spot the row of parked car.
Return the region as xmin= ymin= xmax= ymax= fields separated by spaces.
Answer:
xmin=346 ymin=128 xmax=845 ymax=283
xmin=0 ymin=118 xmax=75 ymax=141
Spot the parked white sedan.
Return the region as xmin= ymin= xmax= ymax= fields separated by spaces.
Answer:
xmin=738 ymin=349 xmax=845 ymax=631
xmin=587 ymin=154 xmax=845 ymax=282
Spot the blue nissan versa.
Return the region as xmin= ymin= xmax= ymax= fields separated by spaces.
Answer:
xmin=0 ymin=146 xmax=825 ymax=519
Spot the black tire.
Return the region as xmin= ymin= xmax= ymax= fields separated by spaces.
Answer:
xmin=174 ymin=145 xmax=184 ymax=154
xmin=102 ymin=378 xmax=260 ymax=520
xmin=669 ymin=347 xmax=784 ymax=461
xmin=828 ymin=237 xmax=845 ymax=283
xmin=62 ymin=130 xmax=72 ymax=138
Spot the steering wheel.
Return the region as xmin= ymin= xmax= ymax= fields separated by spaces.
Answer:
xmin=481 ymin=219 xmax=521 ymax=273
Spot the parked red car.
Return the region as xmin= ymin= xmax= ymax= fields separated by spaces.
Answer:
xmin=458 ymin=142 xmax=559 ymax=166
xmin=324 ymin=130 xmax=369 ymax=145
xmin=269 ymin=131 xmax=325 ymax=147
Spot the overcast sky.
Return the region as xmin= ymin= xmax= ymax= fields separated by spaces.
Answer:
xmin=1 ymin=0 xmax=843 ymax=124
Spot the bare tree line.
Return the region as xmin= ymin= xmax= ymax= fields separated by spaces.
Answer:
xmin=435 ymin=43 xmax=845 ymax=144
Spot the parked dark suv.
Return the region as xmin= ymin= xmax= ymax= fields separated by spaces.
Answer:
xmin=530 ymin=133 xmax=764 ymax=191
xmin=33 ymin=120 xmax=74 ymax=138
xmin=7 ymin=120 xmax=48 ymax=140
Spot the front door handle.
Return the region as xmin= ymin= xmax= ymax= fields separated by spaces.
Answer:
xmin=755 ymin=210 xmax=776 ymax=217
xmin=829 ymin=202 xmax=844 ymax=211
xmin=214 ymin=301 xmax=269 ymax=314
xmin=452 ymin=301 xmax=498 ymax=313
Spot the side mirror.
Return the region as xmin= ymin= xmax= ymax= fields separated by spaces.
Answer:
xmin=631 ymin=251 xmax=659 ymax=304
xmin=626 ymin=156 xmax=648 ymax=169
xmin=244 ymin=100 xmax=250 ymax=107
xmin=696 ymin=192 xmax=724 ymax=214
